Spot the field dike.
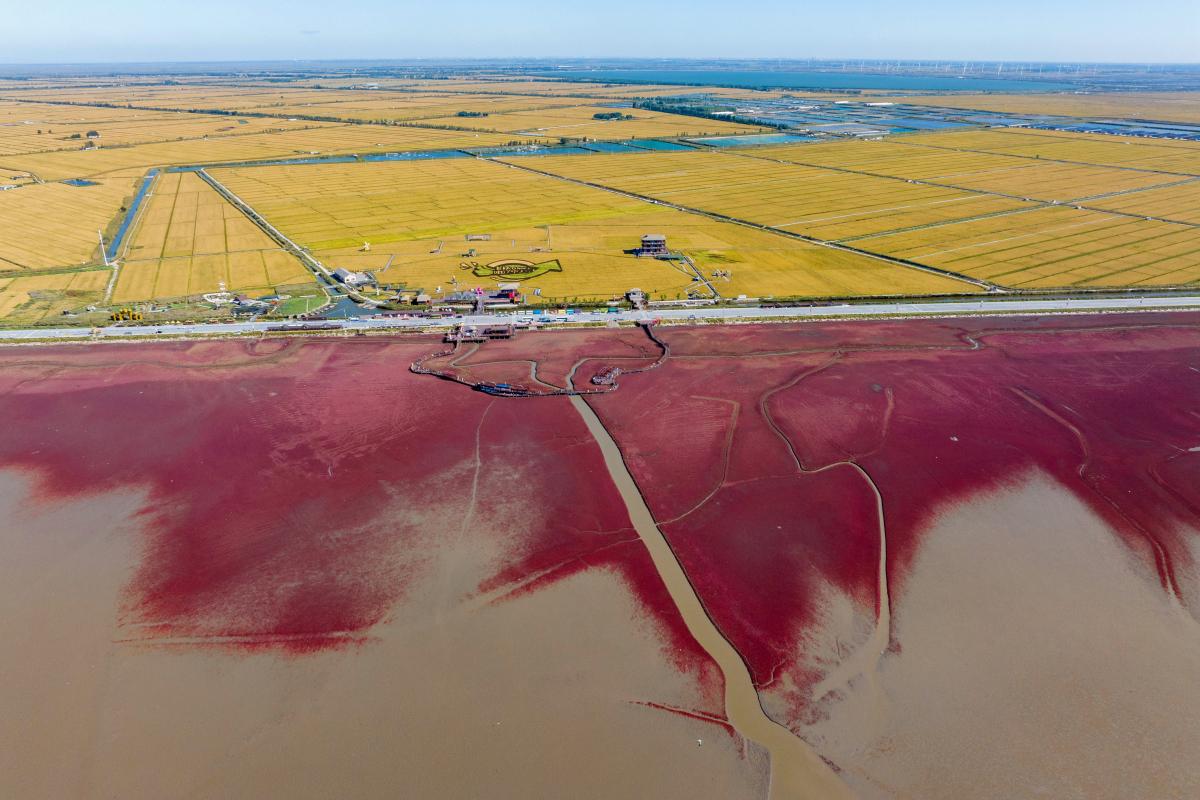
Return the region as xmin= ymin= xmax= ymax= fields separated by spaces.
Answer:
xmin=570 ymin=394 xmax=853 ymax=800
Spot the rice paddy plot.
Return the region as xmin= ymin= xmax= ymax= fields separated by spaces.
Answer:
xmin=507 ymin=149 xmax=1033 ymax=240
xmin=111 ymin=251 xmax=315 ymax=303
xmin=0 ymin=104 xmax=326 ymax=157
xmin=111 ymin=171 xmax=314 ymax=302
xmin=1085 ymin=180 xmax=1200 ymax=225
xmin=0 ymin=124 xmax=522 ymax=181
xmin=859 ymin=205 xmax=1200 ymax=289
xmin=7 ymin=85 xmax=345 ymax=113
xmin=111 ymin=259 xmax=158 ymax=301
xmin=122 ymin=171 xmax=280 ymax=261
xmin=671 ymin=229 xmax=978 ymax=299
xmin=0 ymin=268 xmax=111 ymax=322
xmin=214 ymin=157 xmax=707 ymax=302
xmin=259 ymin=94 xmax=589 ymax=123
xmin=0 ymin=100 xmax=164 ymax=127
xmin=7 ymin=85 xmax=622 ymax=115
xmin=0 ymin=175 xmax=136 ymax=270
xmin=212 ymin=157 xmax=662 ymax=250
xmin=757 ymin=138 xmax=1033 ymax=175
xmin=213 ymin=157 xmax=976 ymax=302
xmin=754 ymin=139 xmax=1184 ymax=201
xmin=906 ymin=161 xmax=1179 ymax=202
xmin=325 ymin=247 xmax=700 ymax=304
xmin=900 ymin=128 xmax=1200 ymax=176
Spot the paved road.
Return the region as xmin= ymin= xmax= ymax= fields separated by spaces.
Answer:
xmin=3 ymin=295 xmax=1200 ymax=341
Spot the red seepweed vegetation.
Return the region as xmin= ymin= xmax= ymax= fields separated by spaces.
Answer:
xmin=0 ymin=336 xmax=715 ymax=690
xmin=2 ymin=313 xmax=1196 ymax=736
xmin=587 ymin=312 xmax=1200 ymax=711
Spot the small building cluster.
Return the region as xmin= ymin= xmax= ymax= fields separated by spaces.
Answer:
xmin=442 ymin=285 xmax=524 ymax=310
xmin=393 ymin=292 xmax=433 ymax=305
xmin=448 ymin=323 xmax=516 ymax=343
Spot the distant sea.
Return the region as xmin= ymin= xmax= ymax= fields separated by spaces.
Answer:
xmin=538 ymin=69 xmax=1075 ymax=93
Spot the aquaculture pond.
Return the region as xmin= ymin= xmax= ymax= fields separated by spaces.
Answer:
xmin=689 ymin=133 xmax=820 ymax=147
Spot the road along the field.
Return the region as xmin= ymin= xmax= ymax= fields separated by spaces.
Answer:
xmin=4 ymin=293 xmax=1200 ymax=341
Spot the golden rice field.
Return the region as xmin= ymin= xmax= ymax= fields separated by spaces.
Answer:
xmin=213 ymin=158 xmax=656 ymax=250
xmin=0 ymin=269 xmax=110 ymax=322
xmin=898 ymin=128 xmax=1200 ymax=176
xmin=3 ymin=86 xmax=336 ymax=112
xmin=515 ymin=139 xmax=1200 ymax=291
xmin=0 ymin=174 xmax=136 ymax=270
xmin=318 ymin=215 xmax=974 ymax=302
xmin=4 ymin=84 xmax=766 ymax=126
xmin=111 ymin=250 xmax=312 ymax=303
xmin=259 ymin=94 xmax=588 ymax=123
xmin=121 ymin=171 xmax=280 ymax=260
xmin=4 ymin=85 xmax=558 ymax=113
xmin=0 ymin=104 xmax=326 ymax=157
xmin=5 ymin=83 xmax=782 ymax=134
xmin=0 ymin=100 xmax=164 ymax=125
xmin=1 ymin=83 xmax=1196 ymax=303
xmin=417 ymin=105 xmax=767 ymax=138
xmin=111 ymin=171 xmax=314 ymax=302
xmin=1085 ymin=180 xmax=1200 ymax=225
xmin=890 ymin=92 xmax=1200 ymax=126
xmin=753 ymin=139 xmax=1185 ymax=201
xmin=213 ymin=157 xmax=974 ymax=301
xmin=70 ymin=88 xmax=590 ymax=123
xmin=755 ymin=138 xmax=1024 ymax=177
xmin=893 ymin=158 xmax=1179 ymax=202
xmin=326 ymin=246 xmax=702 ymax=304
xmin=510 ymin=149 xmax=1034 ymax=240
xmin=0 ymin=124 xmax=521 ymax=181
xmin=858 ymin=205 xmax=1200 ymax=288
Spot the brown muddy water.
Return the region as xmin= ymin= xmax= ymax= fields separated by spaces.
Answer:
xmin=572 ymin=395 xmax=852 ymax=800
xmin=0 ymin=460 xmax=768 ymax=799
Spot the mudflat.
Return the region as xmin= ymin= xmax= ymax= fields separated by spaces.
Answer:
xmin=0 ymin=338 xmax=765 ymax=799
xmin=2 ymin=312 xmax=1199 ymax=798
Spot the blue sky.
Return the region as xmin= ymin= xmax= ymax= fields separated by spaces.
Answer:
xmin=6 ymin=0 xmax=1198 ymax=64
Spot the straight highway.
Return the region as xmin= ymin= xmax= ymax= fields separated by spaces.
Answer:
xmin=2 ymin=294 xmax=1199 ymax=342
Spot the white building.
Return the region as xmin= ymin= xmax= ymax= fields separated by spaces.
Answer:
xmin=332 ymin=268 xmax=375 ymax=287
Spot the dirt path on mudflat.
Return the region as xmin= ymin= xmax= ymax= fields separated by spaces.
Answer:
xmin=570 ymin=395 xmax=853 ymax=800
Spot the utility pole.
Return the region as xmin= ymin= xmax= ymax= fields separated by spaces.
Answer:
xmin=98 ymin=229 xmax=111 ymax=267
